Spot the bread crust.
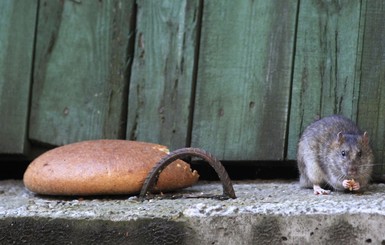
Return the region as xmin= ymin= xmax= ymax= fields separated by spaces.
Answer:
xmin=23 ymin=140 xmax=199 ymax=195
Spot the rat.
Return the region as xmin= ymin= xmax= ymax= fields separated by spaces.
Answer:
xmin=297 ymin=115 xmax=374 ymax=195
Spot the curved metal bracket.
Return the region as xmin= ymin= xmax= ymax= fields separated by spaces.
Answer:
xmin=139 ymin=148 xmax=236 ymax=200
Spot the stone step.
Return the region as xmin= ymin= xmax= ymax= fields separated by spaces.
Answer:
xmin=1 ymin=180 xmax=384 ymax=244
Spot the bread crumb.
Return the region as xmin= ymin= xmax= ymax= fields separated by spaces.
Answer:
xmin=348 ymin=179 xmax=355 ymax=191
xmin=154 ymin=146 xmax=170 ymax=154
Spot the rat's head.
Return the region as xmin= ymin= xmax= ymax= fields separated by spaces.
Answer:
xmin=328 ymin=131 xmax=374 ymax=180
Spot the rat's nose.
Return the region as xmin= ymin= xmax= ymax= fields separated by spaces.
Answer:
xmin=348 ymin=166 xmax=358 ymax=176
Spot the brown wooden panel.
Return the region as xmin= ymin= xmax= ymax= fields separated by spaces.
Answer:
xmin=126 ymin=0 xmax=201 ymax=150
xmin=29 ymin=0 xmax=135 ymax=146
xmin=191 ymin=0 xmax=298 ymax=160
xmin=0 ymin=0 xmax=38 ymax=154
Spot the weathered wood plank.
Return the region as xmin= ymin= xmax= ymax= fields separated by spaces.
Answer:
xmin=0 ymin=0 xmax=38 ymax=154
xmin=357 ymin=0 xmax=385 ymax=175
xmin=191 ymin=0 xmax=298 ymax=160
xmin=287 ymin=0 xmax=363 ymax=160
xmin=126 ymin=0 xmax=201 ymax=150
xmin=29 ymin=0 xmax=135 ymax=146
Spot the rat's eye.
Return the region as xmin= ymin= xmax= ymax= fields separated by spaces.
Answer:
xmin=357 ymin=151 xmax=362 ymax=157
xmin=341 ymin=150 xmax=346 ymax=157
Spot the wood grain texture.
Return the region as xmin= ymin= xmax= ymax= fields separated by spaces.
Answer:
xmin=357 ymin=0 xmax=385 ymax=175
xmin=126 ymin=0 xmax=201 ymax=150
xmin=0 ymin=0 xmax=38 ymax=154
xmin=287 ymin=0 xmax=363 ymax=159
xmin=29 ymin=0 xmax=135 ymax=146
xmin=191 ymin=0 xmax=298 ymax=160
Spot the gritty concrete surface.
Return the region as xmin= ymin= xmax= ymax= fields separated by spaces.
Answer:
xmin=1 ymin=179 xmax=385 ymax=244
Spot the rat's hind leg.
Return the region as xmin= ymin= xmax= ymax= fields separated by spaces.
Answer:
xmin=300 ymin=172 xmax=330 ymax=194
xmin=313 ymin=185 xmax=331 ymax=195
xmin=297 ymin=154 xmax=313 ymax=189
xmin=299 ymin=155 xmax=330 ymax=194
xmin=299 ymin=172 xmax=312 ymax=188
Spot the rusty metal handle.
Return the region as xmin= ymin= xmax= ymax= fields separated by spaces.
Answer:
xmin=139 ymin=148 xmax=236 ymax=199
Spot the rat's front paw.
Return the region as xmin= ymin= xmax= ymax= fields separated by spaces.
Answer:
xmin=352 ymin=181 xmax=360 ymax=191
xmin=342 ymin=179 xmax=351 ymax=189
xmin=343 ymin=179 xmax=360 ymax=191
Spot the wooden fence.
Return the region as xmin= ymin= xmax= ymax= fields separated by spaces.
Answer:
xmin=1 ymin=0 xmax=385 ymax=175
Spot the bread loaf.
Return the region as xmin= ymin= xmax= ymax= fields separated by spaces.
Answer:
xmin=23 ymin=140 xmax=199 ymax=195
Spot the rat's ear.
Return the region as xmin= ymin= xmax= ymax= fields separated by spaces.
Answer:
xmin=362 ymin=131 xmax=369 ymax=144
xmin=337 ymin=131 xmax=344 ymax=144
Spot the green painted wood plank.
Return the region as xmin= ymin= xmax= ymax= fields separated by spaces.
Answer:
xmin=287 ymin=0 xmax=363 ymax=160
xmin=29 ymin=0 xmax=135 ymax=146
xmin=0 ymin=0 xmax=38 ymax=154
xmin=357 ymin=0 xmax=385 ymax=175
xmin=191 ymin=0 xmax=298 ymax=160
xmin=126 ymin=0 xmax=200 ymax=150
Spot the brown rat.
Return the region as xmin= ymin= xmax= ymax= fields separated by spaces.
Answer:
xmin=297 ymin=115 xmax=374 ymax=195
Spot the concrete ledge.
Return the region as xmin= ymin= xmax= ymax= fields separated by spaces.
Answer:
xmin=1 ymin=180 xmax=385 ymax=244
